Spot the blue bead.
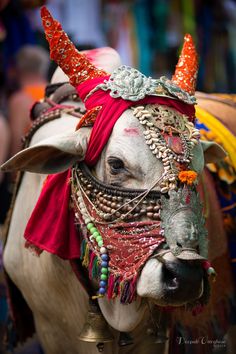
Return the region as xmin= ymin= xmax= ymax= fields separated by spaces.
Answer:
xmin=99 ymin=280 xmax=107 ymax=288
xmin=99 ymin=287 xmax=106 ymax=295
xmin=101 ymin=261 xmax=108 ymax=268
xmin=101 ymin=254 xmax=108 ymax=261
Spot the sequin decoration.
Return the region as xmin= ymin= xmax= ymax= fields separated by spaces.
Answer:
xmin=41 ymin=7 xmax=107 ymax=87
xmin=172 ymin=34 xmax=198 ymax=95
xmin=75 ymin=106 xmax=102 ymax=131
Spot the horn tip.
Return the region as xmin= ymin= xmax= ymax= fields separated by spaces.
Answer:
xmin=40 ymin=5 xmax=49 ymax=18
xmin=172 ymin=33 xmax=198 ymax=96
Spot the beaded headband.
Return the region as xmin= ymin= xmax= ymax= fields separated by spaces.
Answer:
xmin=41 ymin=7 xmax=198 ymax=105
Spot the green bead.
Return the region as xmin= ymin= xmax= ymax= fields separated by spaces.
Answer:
xmin=96 ymin=236 xmax=102 ymax=243
xmin=101 ymin=267 xmax=108 ymax=274
xmin=87 ymin=223 xmax=94 ymax=230
xmin=90 ymin=227 xmax=97 ymax=234
xmin=101 ymin=274 xmax=108 ymax=281
xmin=98 ymin=240 xmax=103 ymax=247
xmin=93 ymin=231 xmax=100 ymax=238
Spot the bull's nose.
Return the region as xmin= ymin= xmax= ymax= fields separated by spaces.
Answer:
xmin=161 ymin=255 xmax=204 ymax=301
xmin=137 ymin=254 xmax=205 ymax=306
xmin=162 ymin=252 xmax=203 ymax=280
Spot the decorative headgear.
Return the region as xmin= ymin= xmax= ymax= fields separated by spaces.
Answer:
xmin=41 ymin=7 xmax=199 ymax=166
xmin=41 ymin=6 xmax=198 ymax=105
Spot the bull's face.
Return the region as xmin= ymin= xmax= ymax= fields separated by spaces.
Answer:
xmin=1 ymin=103 xmax=225 ymax=316
xmin=93 ymin=106 xmax=208 ymax=307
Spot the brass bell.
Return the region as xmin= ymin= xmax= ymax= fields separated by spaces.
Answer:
xmin=78 ymin=301 xmax=114 ymax=343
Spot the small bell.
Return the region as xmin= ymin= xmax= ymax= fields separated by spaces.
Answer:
xmin=78 ymin=301 xmax=114 ymax=344
xmin=154 ymin=329 xmax=169 ymax=344
xmin=118 ymin=332 xmax=133 ymax=346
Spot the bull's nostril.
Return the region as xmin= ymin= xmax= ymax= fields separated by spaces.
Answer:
xmin=162 ymin=265 xmax=179 ymax=290
xmin=168 ymin=277 xmax=178 ymax=290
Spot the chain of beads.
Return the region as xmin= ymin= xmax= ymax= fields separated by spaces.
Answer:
xmin=75 ymin=167 xmax=161 ymax=222
xmin=75 ymin=191 xmax=109 ymax=297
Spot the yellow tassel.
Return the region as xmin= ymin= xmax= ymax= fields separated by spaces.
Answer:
xmin=82 ymin=243 xmax=90 ymax=268
xmin=91 ymin=294 xmax=104 ymax=300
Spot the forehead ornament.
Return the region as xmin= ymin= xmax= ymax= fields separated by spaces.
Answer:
xmin=133 ymin=105 xmax=200 ymax=193
xmin=87 ymin=65 xmax=196 ymax=105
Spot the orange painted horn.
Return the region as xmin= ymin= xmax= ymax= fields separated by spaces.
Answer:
xmin=172 ymin=34 xmax=198 ymax=95
xmin=41 ymin=6 xmax=107 ymax=87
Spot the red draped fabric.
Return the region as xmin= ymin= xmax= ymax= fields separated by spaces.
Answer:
xmin=25 ymin=170 xmax=80 ymax=259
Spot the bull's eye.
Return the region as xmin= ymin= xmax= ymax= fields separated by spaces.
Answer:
xmin=107 ymin=157 xmax=125 ymax=174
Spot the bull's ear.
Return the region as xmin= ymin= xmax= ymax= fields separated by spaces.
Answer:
xmin=1 ymin=129 xmax=89 ymax=174
xmin=201 ymin=140 xmax=227 ymax=164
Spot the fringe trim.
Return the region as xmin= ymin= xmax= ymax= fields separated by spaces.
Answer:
xmin=80 ymin=239 xmax=139 ymax=304
xmin=24 ymin=241 xmax=43 ymax=256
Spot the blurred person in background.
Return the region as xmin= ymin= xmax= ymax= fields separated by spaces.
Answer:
xmin=8 ymin=45 xmax=49 ymax=156
xmin=0 ymin=112 xmax=10 ymax=224
xmin=0 ymin=45 xmax=11 ymax=226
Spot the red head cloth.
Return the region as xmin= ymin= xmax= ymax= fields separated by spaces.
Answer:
xmin=77 ymin=78 xmax=196 ymax=166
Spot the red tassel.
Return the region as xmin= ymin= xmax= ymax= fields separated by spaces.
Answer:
xmin=107 ymin=274 xmax=115 ymax=299
xmin=88 ymin=252 xmax=96 ymax=279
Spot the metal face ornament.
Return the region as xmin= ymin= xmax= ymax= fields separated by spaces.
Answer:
xmin=132 ymin=104 xmax=200 ymax=193
xmin=160 ymin=188 xmax=208 ymax=260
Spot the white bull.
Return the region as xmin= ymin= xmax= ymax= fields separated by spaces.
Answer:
xmin=1 ymin=7 xmax=227 ymax=354
xmin=1 ymin=86 xmax=225 ymax=354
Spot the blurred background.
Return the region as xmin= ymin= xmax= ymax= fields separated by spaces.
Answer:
xmin=1 ymin=0 xmax=236 ymax=96
xmin=1 ymin=0 xmax=235 ymax=224
xmin=0 ymin=0 xmax=235 ymax=352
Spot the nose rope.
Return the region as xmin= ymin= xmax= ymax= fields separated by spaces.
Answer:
xmin=150 ymin=249 xmax=217 ymax=281
xmin=150 ymin=248 xmax=200 ymax=262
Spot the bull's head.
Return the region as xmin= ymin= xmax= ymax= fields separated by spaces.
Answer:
xmin=1 ymin=7 xmax=226 ymax=333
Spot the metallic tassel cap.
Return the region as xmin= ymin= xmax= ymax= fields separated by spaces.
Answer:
xmin=172 ymin=34 xmax=198 ymax=95
xmin=41 ymin=6 xmax=107 ymax=88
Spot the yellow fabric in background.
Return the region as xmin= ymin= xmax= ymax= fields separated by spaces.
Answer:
xmin=196 ymin=106 xmax=236 ymax=171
